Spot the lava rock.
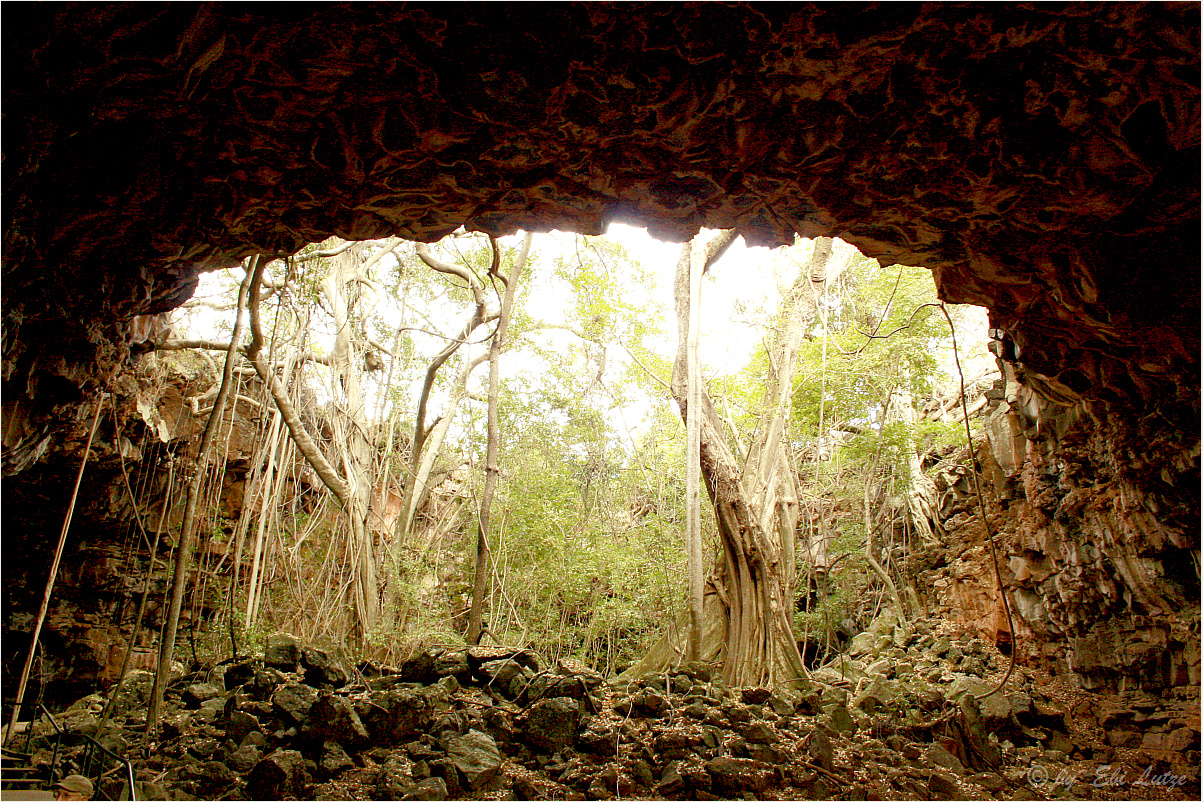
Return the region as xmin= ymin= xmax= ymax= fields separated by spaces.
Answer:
xmin=271 ymin=683 xmax=317 ymax=726
xmin=319 ymin=740 xmax=355 ymax=775
xmin=225 ymin=743 xmax=262 ymax=773
xmin=925 ymin=743 xmax=966 ymax=775
xmin=705 ymin=756 xmax=774 ymax=795
xmin=264 ymin=634 xmax=303 ymax=671
xmin=523 ymin=697 xmax=580 ymax=754
xmin=740 ymin=688 xmax=773 ymax=705
xmin=366 ymin=686 xmax=440 ymax=743
xmin=434 ymin=649 xmax=470 ymax=679
xmin=108 ymin=670 xmax=155 ymax=716
xmin=225 ymin=709 xmax=261 ymax=745
xmin=192 ymin=760 xmax=235 ymax=794
xmin=478 ymin=658 xmax=532 ymax=698
xmin=305 ymin=693 xmax=369 ymax=751
xmin=441 ymin=728 xmax=503 ymax=790
xmin=403 ymin=777 xmax=450 ymax=800
xmin=655 ymin=728 xmax=706 ymax=760
xmin=807 ymin=729 xmax=834 ymax=773
xmin=927 ymin=769 xmax=961 ymax=799
xmin=223 ymin=661 xmax=257 ymax=690
xmin=182 ymin=682 xmax=224 ymax=708
xmin=821 ymin=703 xmax=857 ymax=735
xmin=395 ymin=649 xmax=438 ymax=684
xmin=743 ymin=721 xmax=777 ymax=744
xmin=301 ymin=644 xmax=351 ymax=688
xmin=246 ymin=748 xmax=312 ymax=800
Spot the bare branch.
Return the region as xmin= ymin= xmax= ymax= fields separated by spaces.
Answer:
xmin=415 ymin=242 xmax=486 ymax=307
xmin=245 ymin=260 xmax=351 ymax=506
xmin=295 ymin=240 xmax=356 ymax=260
xmin=157 ymin=339 xmax=330 ymax=365
xmin=157 ymin=339 xmax=240 ymax=352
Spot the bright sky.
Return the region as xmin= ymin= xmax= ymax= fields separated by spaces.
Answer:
xmin=178 ymin=225 xmax=796 ymax=447
xmin=175 ymin=226 xmax=989 ymax=455
xmin=528 ymin=223 xmax=783 ymax=375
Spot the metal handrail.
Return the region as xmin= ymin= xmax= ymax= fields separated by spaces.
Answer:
xmin=11 ymin=703 xmax=136 ymax=801
xmin=14 ymin=703 xmax=62 ymax=790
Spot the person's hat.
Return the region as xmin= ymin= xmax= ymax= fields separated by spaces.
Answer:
xmin=54 ymin=774 xmax=93 ymax=796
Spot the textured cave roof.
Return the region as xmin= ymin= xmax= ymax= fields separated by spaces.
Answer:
xmin=2 ymin=2 xmax=1199 ymax=416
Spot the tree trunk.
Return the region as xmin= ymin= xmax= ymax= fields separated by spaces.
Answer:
xmin=642 ymin=229 xmax=810 ymax=691
xmin=322 ymin=244 xmax=380 ymax=638
xmin=863 ymin=403 xmax=911 ymax=638
xmin=147 ymin=255 xmax=262 ymax=736
xmin=684 ymin=238 xmax=705 ymax=663
xmin=885 ymin=377 xmax=943 ymax=548
xmin=467 ymin=234 xmax=532 ymax=645
xmin=397 ymin=243 xmax=492 ymax=544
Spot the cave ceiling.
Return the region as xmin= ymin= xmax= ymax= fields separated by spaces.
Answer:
xmin=2 ymin=2 xmax=1199 ymax=430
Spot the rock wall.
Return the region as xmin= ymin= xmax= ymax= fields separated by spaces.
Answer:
xmin=912 ymin=368 xmax=1199 ymax=695
xmin=1 ymin=351 xmax=280 ymax=706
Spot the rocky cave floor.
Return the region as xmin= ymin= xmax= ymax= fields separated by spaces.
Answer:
xmin=17 ymin=616 xmax=1200 ymax=802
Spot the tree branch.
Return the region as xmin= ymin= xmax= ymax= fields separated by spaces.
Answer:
xmin=245 ymin=260 xmax=350 ymax=506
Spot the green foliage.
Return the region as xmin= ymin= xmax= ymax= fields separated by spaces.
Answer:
xmin=170 ymin=230 xmax=989 ymax=676
xmin=791 ymin=258 xmax=947 ymax=433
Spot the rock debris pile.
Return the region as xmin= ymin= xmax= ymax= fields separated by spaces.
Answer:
xmin=21 ymin=622 xmax=1199 ymax=801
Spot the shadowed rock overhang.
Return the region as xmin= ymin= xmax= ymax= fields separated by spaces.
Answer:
xmin=2 ymin=2 xmax=1199 ymax=427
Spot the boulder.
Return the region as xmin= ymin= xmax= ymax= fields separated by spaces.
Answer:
xmin=366 ymin=686 xmax=440 ymax=743
xmin=854 ymin=675 xmax=900 ymax=714
xmin=655 ymin=728 xmax=706 ymax=760
xmin=478 ymin=658 xmax=534 ymax=699
xmin=743 ymin=721 xmax=777 ymax=744
xmin=403 ymin=777 xmax=450 ymax=800
xmin=225 ymin=744 xmax=261 ymax=773
xmin=848 ymin=632 xmax=886 ymax=656
xmin=108 ymin=670 xmax=155 ymax=716
xmin=820 ymin=703 xmax=857 ymax=735
xmin=928 ymin=769 xmax=961 ymax=799
xmin=868 ymin=609 xmax=899 ymax=636
xmin=306 ymin=694 xmax=370 ymax=751
xmin=705 ymin=756 xmax=774 ymax=796
xmin=395 ymin=649 xmax=438 ymax=684
xmin=319 ymin=741 xmax=355 ymax=775
xmin=525 ymin=672 xmax=595 ymax=702
xmin=656 ymin=763 xmax=685 ymax=795
xmin=191 ymin=760 xmax=236 ymax=795
xmin=182 ymin=682 xmax=224 ymax=708
xmin=632 ymin=759 xmax=655 ymax=789
xmin=813 ymin=655 xmax=867 ymax=684
xmin=925 ymin=743 xmax=966 ymax=775
xmin=441 ymin=729 xmax=502 ymax=790
xmin=246 ymin=749 xmax=312 ymax=800
xmin=740 ymin=687 xmax=773 ymax=705
xmin=225 ymin=709 xmax=261 ymax=745
xmin=301 ymin=644 xmax=351 ymax=688
xmin=523 ymin=697 xmax=580 ymax=754
xmin=807 ymin=729 xmax=834 ymax=773
xmin=271 ymin=683 xmax=318 ymax=726
xmin=434 ymin=649 xmax=470 ymax=679
xmin=223 ymin=661 xmax=257 ymax=690
xmin=264 ymin=634 xmax=303 ymax=671
xmin=376 ymin=756 xmax=416 ymax=799
xmin=467 ymin=646 xmax=540 ymax=675
xmin=1142 ymin=728 xmax=1197 ymax=753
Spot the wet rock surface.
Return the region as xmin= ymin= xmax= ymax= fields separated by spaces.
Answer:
xmin=19 ymin=630 xmax=1198 ymax=800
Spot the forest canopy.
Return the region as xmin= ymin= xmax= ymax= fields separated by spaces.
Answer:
xmin=151 ymin=225 xmax=990 ymax=698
